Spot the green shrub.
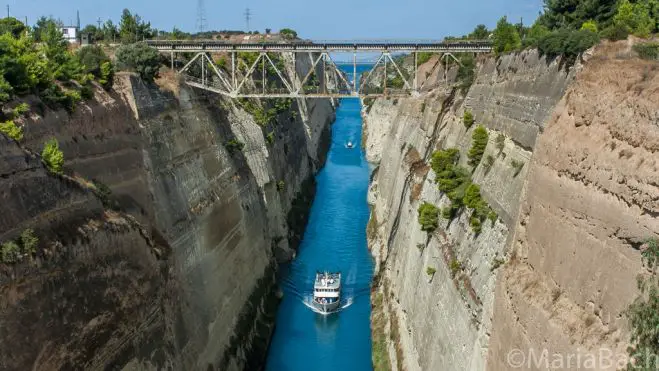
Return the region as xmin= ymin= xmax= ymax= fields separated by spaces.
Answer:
xmin=456 ymin=54 xmax=476 ymax=94
xmin=431 ymin=148 xmax=460 ymax=175
xmin=266 ymin=131 xmax=275 ymax=144
xmin=488 ymin=210 xmax=498 ymax=225
xmin=468 ymin=125 xmax=489 ymax=167
xmin=538 ymin=29 xmax=599 ymax=61
xmin=580 ymin=20 xmax=599 ymax=33
xmin=0 ymin=121 xmax=23 ymax=141
xmin=115 ymin=43 xmax=161 ymax=81
xmin=449 ymin=259 xmax=462 ymax=278
xmin=463 ymin=110 xmax=475 ymax=129
xmin=0 ymin=17 xmax=27 ymax=38
xmin=417 ymin=52 xmax=433 ymax=66
xmin=0 ymin=241 xmax=20 ymax=263
xmin=634 ymin=42 xmax=659 ymax=60
xmin=441 ymin=206 xmax=454 ymax=220
xmin=277 ymin=180 xmax=285 ymax=192
xmin=418 ymin=202 xmax=440 ymax=232
xmin=42 ymin=138 xmax=64 ymax=173
xmin=491 ymin=257 xmax=505 ymax=271
xmin=626 ymin=273 xmax=659 ymax=370
xmin=642 ymin=238 xmax=659 ymax=270
xmin=20 ymin=229 xmax=38 ymax=256
xmin=76 ymin=46 xmax=110 ymax=78
xmin=426 ymin=266 xmax=437 ymax=276
xmin=600 ymin=24 xmax=630 ymax=41
xmin=224 ymin=138 xmax=245 ymax=155
xmin=510 ymin=159 xmax=524 ymax=177
xmin=12 ymin=103 xmax=29 ymax=118
xmin=99 ymin=61 xmax=115 ymax=90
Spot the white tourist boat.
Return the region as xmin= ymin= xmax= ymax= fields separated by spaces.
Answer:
xmin=313 ymin=272 xmax=341 ymax=313
xmin=346 ymin=141 xmax=354 ymax=149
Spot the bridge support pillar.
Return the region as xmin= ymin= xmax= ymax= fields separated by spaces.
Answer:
xmin=171 ymin=51 xmax=174 ymax=70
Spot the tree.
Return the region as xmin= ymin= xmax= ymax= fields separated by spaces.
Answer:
xmin=493 ymin=16 xmax=522 ymax=55
xmin=580 ymin=19 xmax=599 ymax=32
xmin=119 ymin=9 xmax=152 ymax=43
xmin=613 ymin=0 xmax=654 ymax=37
xmin=469 ymin=24 xmax=489 ymax=39
xmin=102 ymin=20 xmax=119 ymax=43
xmin=0 ymin=17 xmax=26 ymax=38
xmin=115 ymin=43 xmax=160 ymax=81
xmin=42 ymin=138 xmax=64 ymax=174
xmin=76 ymin=46 xmax=110 ymax=77
xmin=279 ymin=28 xmax=298 ymax=40
xmin=32 ymin=17 xmax=59 ymax=42
xmin=468 ymin=125 xmax=489 ymax=166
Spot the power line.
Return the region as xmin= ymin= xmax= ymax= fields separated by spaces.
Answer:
xmin=196 ymin=0 xmax=207 ymax=33
xmin=244 ymin=7 xmax=252 ymax=31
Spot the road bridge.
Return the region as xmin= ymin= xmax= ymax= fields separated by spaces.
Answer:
xmin=146 ymin=40 xmax=493 ymax=98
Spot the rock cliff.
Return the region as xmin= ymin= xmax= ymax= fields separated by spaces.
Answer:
xmin=364 ymin=41 xmax=658 ymax=370
xmin=0 ymin=54 xmax=335 ymax=370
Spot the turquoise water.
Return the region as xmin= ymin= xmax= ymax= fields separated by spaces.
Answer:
xmin=265 ymin=65 xmax=374 ymax=371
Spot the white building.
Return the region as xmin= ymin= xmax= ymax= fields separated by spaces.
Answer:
xmin=59 ymin=26 xmax=78 ymax=43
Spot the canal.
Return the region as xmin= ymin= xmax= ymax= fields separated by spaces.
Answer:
xmin=265 ymin=65 xmax=374 ymax=371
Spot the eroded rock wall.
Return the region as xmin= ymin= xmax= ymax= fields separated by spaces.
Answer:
xmin=364 ymin=49 xmax=576 ymax=371
xmin=0 ymin=54 xmax=334 ymax=370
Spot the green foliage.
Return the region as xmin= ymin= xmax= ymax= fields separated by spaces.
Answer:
xmin=524 ymin=23 xmax=552 ymax=47
xmin=488 ymin=210 xmax=498 ymax=225
xmin=12 ymin=102 xmax=29 ymax=118
xmin=449 ymin=259 xmax=462 ymax=278
xmin=0 ymin=120 xmax=23 ymax=141
xmin=491 ymin=257 xmax=505 ymax=271
xmin=626 ymin=273 xmax=659 ymax=370
xmin=32 ymin=17 xmax=59 ymax=42
xmin=418 ymin=202 xmax=440 ymax=232
xmin=493 ymin=16 xmax=522 ymax=55
xmin=266 ymin=131 xmax=275 ymax=144
xmin=642 ymin=238 xmax=659 ymax=270
xmin=469 ymin=24 xmax=490 ymax=39
xmin=510 ymin=159 xmax=524 ymax=177
xmin=426 ymin=266 xmax=437 ymax=276
xmin=76 ymin=46 xmax=110 ymax=80
xmin=600 ymin=23 xmax=631 ymax=41
xmin=225 ymin=138 xmax=245 ymax=155
xmin=463 ymin=110 xmax=475 ymax=128
xmin=279 ymin=28 xmax=298 ymax=39
xmin=277 ymin=180 xmax=285 ymax=192
xmin=0 ymin=17 xmax=26 ymax=38
xmin=468 ymin=125 xmax=489 ymax=167
xmin=115 ymin=43 xmax=160 ymax=81
xmin=539 ymin=0 xmax=618 ymax=30
xmin=613 ymin=0 xmax=654 ymax=37
xmin=634 ymin=42 xmax=659 ymax=60
xmin=456 ymin=54 xmax=476 ymax=94
xmin=20 ymin=229 xmax=38 ymax=256
xmin=119 ymin=9 xmax=153 ymax=44
xmin=537 ymin=29 xmax=600 ymax=61
xmin=42 ymin=138 xmax=64 ymax=173
xmin=431 ymin=148 xmax=460 ymax=175
xmin=416 ymin=52 xmax=434 ymax=66
xmin=80 ymin=24 xmax=105 ymax=42
xmin=0 ymin=241 xmax=20 ymax=263
xmin=581 ymin=20 xmax=599 ymax=32
xmin=99 ymin=61 xmax=115 ymax=90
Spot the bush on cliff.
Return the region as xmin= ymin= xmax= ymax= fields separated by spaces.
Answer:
xmin=418 ymin=202 xmax=439 ymax=232
xmin=0 ymin=121 xmax=23 ymax=141
xmin=42 ymin=138 xmax=64 ymax=174
xmin=279 ymin=28 xmax=298 ymax=40
xmin=634 ymin=42 xmax=659 ymax=60
xmin=224 ymin=138 xmax=245 ymax=154
xmin=463 ymin=110 xmax=475 ymax=128
xmin=76 ymin=46 xmax=114 ymax=89
xmin=468 ymin=125 xmax=489 ymax=167
xmin=115 ymin=43 xmax=160 ymax=82
xmin=492 ymin=16 xmax=521 ymax=55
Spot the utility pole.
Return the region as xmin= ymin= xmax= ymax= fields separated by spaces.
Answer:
xmin=244 ymin=8 xmax=252 ymax=32
xmin=6 ymin=5 xmax=9 ymax=18
xmin=196 ymin=0 xmax=207 ymax=33
xmin=97 ymin=17 xmax=102 ymax=28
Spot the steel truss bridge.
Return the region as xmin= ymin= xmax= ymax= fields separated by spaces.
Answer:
xmin=146 ymin=40 xmax=493 ymax=99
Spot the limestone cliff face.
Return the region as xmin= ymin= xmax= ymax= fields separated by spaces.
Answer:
xmin=0 ymin=54 xmax=334 ymax=370
xmin=364 ymin=42 xmax=656 ymax=370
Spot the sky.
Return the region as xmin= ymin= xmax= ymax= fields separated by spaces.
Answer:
xmin=5 ymin=0 xmax=544 ymax=40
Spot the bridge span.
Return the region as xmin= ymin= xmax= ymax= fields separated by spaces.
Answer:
xmin=146 ymin=39 xmax=493 ymax=98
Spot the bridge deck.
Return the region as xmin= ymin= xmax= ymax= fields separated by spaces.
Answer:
xmin=146 ymin=40 xmax=492 ymax=53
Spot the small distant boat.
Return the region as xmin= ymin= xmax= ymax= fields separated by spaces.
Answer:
xmin=346 ymin=141 xmax=355 ymax=149
xmin=313 ymin=272 xmax=341 ymax=314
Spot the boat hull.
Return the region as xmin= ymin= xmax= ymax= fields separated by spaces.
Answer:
xmin=312 ymin=299 xmax=341 ymax=313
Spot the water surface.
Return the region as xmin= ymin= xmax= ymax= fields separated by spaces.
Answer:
xmin=266 ymin=65 xmax=374 ymax=371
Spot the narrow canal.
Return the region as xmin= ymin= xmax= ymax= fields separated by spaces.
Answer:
xmin=265 ymin=65 xmax=374 ymax=371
